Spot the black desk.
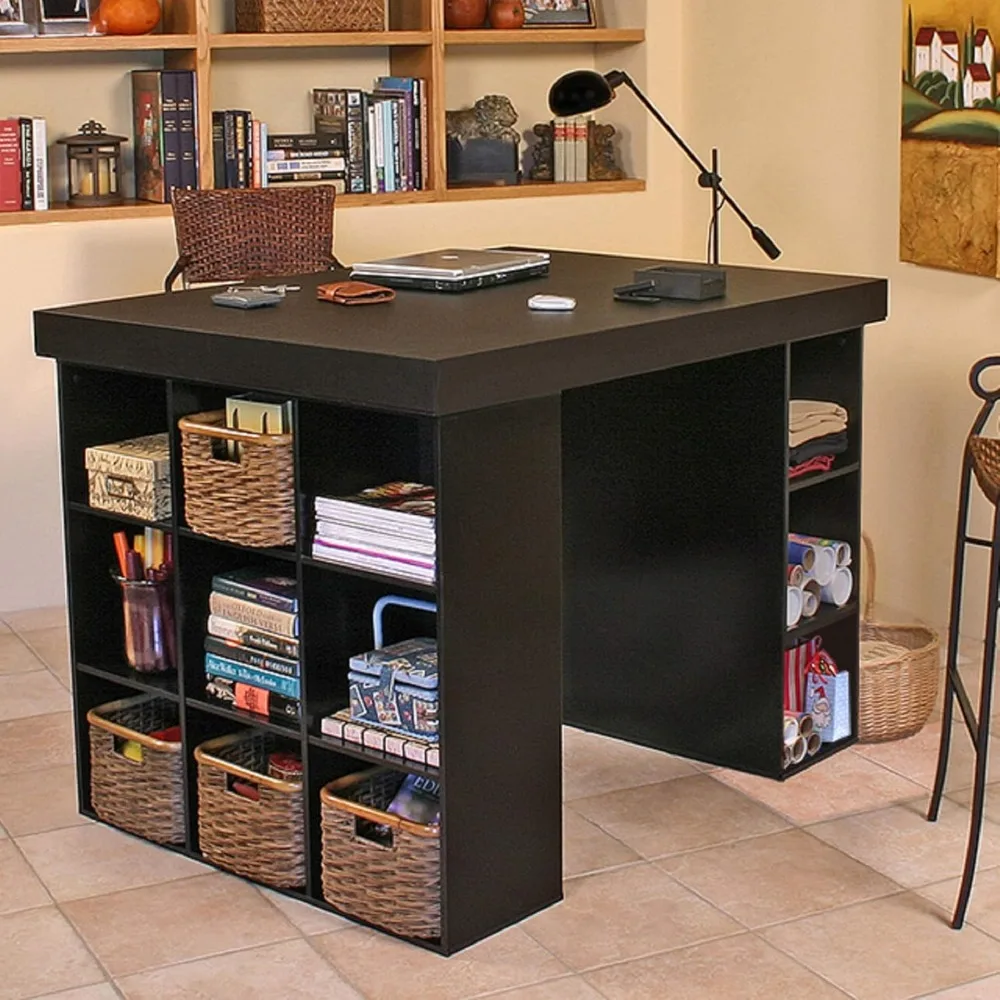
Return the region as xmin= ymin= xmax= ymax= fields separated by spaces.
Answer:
xmin=35 ymin=250 xmax=887 ymax=954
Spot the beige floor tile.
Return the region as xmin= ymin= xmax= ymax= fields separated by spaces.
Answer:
xmin=316 ymin=925 xmax=568 ymax=1000
xmin=563 ymin=806 xmax=640 ymax=879
xmin=0 ymin=839 xmax=51 ymax=915
xmin=486 ymin=978 xmax=606 ymax=1000
xmin=21 ymin=625 xmax=71 ymax=687
xmin=919 ymin=867 xmax=1000 ymax=939
xmin=522 ymin=862 xmax=740 ymax=973
xmin=571 ymin=774 xmax=789 ymax=859
xmin=0 ymin=764 xmax=86 ymax=836
xmin=711 ymin=750 xmax=927 ymax=825
xmin=920 ymin=974 xmax=1000 ymax=998
xmin=658 ymin=828 xmax=899 ymax=928
xmin=585 ymin=933 xmax=849 ymax=1000
xmin=763 ymin=892 xmax=1000 ymax=1000
xmin=0 ymin=906 xmax=104 ymax=1000
xmin=39 ymin=987 xmax=119 ymax=1000
xmin=562 ymin=726 xmax=699 ymax=801
xmin=2 ymin=605 xmax=68 ymax=634
xmin=116 ymin=938 xmax=362 ymax=1000
xmin=0 ymin=712 xmax=75 ymax=775
xmin=18 ymin=822 xmax=205 ymax=902
xmin=809 ymin=797 xmax=1000 ymax=889
xmin=0 ymin=671 xmax=71 ymax=722
xmin=63 ymin=871 xmax=298 ymax=976
xmin=258 ymin=886 xmax=354 ymax=935
xmin=0 ymin=633 xmax=45 ymax=676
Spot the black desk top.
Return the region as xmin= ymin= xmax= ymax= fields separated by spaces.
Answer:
xmin=34 ymin=250 xmax=887 ymax=415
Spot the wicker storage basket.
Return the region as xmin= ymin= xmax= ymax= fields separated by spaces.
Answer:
xmin=179 ymin=410 xmax=295 ymax=549
xmin=321 ymin=768 xmax=440 ymax=939
xmin=195 ymin=732 xmax=305 ymax=888
xmin=235 ymin=0 xmax=385 ymax=33
xmin=88 ymin=695 xmax=185 ymax=845
xmin=859 ymin=533 xmax=941 ymax=743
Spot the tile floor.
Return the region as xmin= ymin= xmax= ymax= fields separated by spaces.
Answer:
xmin=3 ymin=608 xmax=1000 ymax=999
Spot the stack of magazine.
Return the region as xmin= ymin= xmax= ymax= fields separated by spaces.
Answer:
xmin=312 ymin=481 xmax=435 ymax=585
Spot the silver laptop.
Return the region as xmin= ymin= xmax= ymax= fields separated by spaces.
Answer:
xmin=350 ymin=248 xmax=551 ymax=293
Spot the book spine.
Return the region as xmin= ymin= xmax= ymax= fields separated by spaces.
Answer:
xmin=208 ymin=592 xmax=299 ymax=637
xmin=31 ymin=118 xmax=47 ymax=210
xmin=575 ymin=115 xmax=588 ymax=183
xmin=18 ymin=118 xmax=32 ymax=211
xmin=267 ymin=173 xmax=347 ymax=185
xmin=389 ymin=99 xmax=401 ymax=191
xmin=267 ymin=147 xmax=348 ymax=161
xmin=313 ymin=88 xmax=348 ymax=151
xmin=204 ymin=673 xmax=300 ymax=720
xmin=251 ymin=119 xmax=261 ymax=188
xmin=204 ymin=636 xmax=299 ymax=677
xmin=235 ymin=111 xmax=248 ymax=189
xmin=207 ymin=614 xmax=299 ymax=658
xmin=399 ymin=95 xmax=413 ymax=191
xmin=204 ymin=652 xmax=300 ymax=699
xmin=259 ymin=121 xmax=268 ymax=187
xmin=268 ymin=134 xmax=345 ymax=153
xmin=0 ymin=120 xmax=21 ymax=212
xmin=345 ymin=89 xmax=366 ymax=194
xmin=223 ymin=111 xmax=238 ymax=189
xmin=160 ymin=70 xmax=182 ymax=203
xmin=418 ymin=79 xmax=429 ymax=190
xmin=553 ymin=118 xmax=565 ymax=183
xmin=374 ymin=100 xmax=386 ymax=193
xmin=212 ymin=111 xmax=226 ymax=188
xmin=210 ymin=574 xmax=298 ymax=613
xmin=411 ymin=80 xmax=422 ymax=191
xmin=266 ymin=156 xmax=347 ymax=173
xmin=131 ymin=70 xmax=165 ymax=203
xmin=175 ymin=70 xmax=198 ymax=191
xmin=367 ymin=101 xmax=377 ymax=193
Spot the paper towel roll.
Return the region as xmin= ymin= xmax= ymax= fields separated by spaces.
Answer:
xmin=783 ymin=714 xmax=800 ymax=746
xmin=788 ymin=564 xmax=805 ymax=588
xmin=787 ymin=586 xmax=803 ymax=629
xmin=795 ymin=713 xmax=815 ymax=738
xmin=790 ymin=734 xmax=808 ymax=765
xmin=820 ymin=566 xmax=853 ymax=608
xmin=806 ymin=731 xmax=822 ymax=756
xmin=801 ymin=579 xmax=821 ymax=618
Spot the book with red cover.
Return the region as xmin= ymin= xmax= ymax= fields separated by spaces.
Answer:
xmin=131 ymin=70 xmax=166 ymax=203
xmin=0 ymin=119 xmax=22 ymax=213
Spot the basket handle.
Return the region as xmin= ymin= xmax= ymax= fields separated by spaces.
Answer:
xmin=86 ymin=707 xmax=181 ymax=752
xmin=372 ymin=595 xmax=437 ymax=649
xmin=320 ymin=774 xmax=440 ymax=839
xmin=193 ymin=742 xmax=302 ymax=795
xmin=861 ymin=531 xmax=876 ymax=620
xmin=178 ymin=410 xmax=293 ymax=446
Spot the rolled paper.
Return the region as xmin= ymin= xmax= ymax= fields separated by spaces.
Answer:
xmin=782 ymin=744 xmax=793 ymax=769
xmin=820 ymin=566 xmax=853 ymax=608
xmin=806 ymin=731 xmax=822 ymax=756
xmin=787 ymin=586 xmax=803 ymax=629
xmin=790 ymin=533 xmax=851 ymax=568
xmin=783 ymin=714 xmax=800 ymax=746
xmin=787 ymin=540 xmax=816 ymax=573
xmin=788 ymin=563 xmax=804 ymax=588
xmin=801 ymin=578 xmax=820 ymax=617
xmin=795 ymin=713 xmax=815 ymax=738
xmin=790 ymin=734 xmax=808 ymax=765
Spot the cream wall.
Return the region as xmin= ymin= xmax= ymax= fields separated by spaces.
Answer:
xmin=0 ymin=4 xmax=684 ymax=612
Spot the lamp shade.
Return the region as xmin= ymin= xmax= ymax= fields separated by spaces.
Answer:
xmin=548 ymin=70 xmax=617 ymax=117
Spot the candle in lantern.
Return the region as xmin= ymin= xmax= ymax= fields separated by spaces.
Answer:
xmin=97 ymin=158 xmax=110 ymax=195
xmin=78 ymin=168 xmax=94 ymax=197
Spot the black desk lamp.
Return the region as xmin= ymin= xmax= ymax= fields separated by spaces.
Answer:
xmin=548 ymin=69 xmax=781 ymax=269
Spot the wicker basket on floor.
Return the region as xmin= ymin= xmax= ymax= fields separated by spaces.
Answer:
xmin=859 ymin=533 xmax=941 ymax=743
xmin=179 ymin=410 xmax=295 ymax=548
xmin=235 ymin=0 xmax=385 ymax=33
xmin=195 ymin=732 xmax=305 ymax=888
xmin=88 ymin=695 xmax=185 ymax=845
xmin=321 ymin=768 xmax=440 ymax=939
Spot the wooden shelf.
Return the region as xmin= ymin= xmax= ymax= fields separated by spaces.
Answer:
xmin=784 ymin=600 xmax=858 ymax=649
xmin=309 ymin=732 xmax=439 ymax=779
xmin=444 ymin=27 xmax=644 ymax=46
xmin=210 ymin=30 xmax=433 ymax=49
xmin=67 ymin=500 xmax=172 ymax=532
xmin=788 ymin=462 xmax=860 ymax=493
xmin=78 ymin=660 xmax=180 ymax=700
xmin=337 ymin=190 xmax=438 ymax=208
xmin=0 ymin=201 xmax=173 ymax=226
xmin=444 ymin=178 xmax=645 ymax=202
xmin=0 ymin=33 xmax=196 ymax=53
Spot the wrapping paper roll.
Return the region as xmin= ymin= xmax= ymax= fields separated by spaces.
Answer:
xmin=789 ymin=533 xmax=851 ymax=567
xmin=806 ymin=731 xmax=822 ymax=756
xmin=795 ymin=713 xmax=815 ymax=738
xmin=787 ymin=540 xmax=816 ymax=574
xmin=801 ymin=578 xmax=821 ymax=617
xmin=782 ymin=744 xmax=793 ymax=769
xmin=820 ymin=566 xmax=853 ymax=608
xmin=783 ymin=714 xmax=800 ymax=745
xmin=787 ymin=586 xmax=803 ymax=628
xmin=788 ymin=563 xmax=805 ymax=588
xmin=789 ymin=734 xmax=807 ymax=765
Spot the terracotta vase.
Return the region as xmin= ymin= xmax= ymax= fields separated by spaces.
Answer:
xmin=489 ymin=0 xmax=524 ymax=29
xmin=445 ymin=0 xmax=488 ymax=29
xmin=92 ymin=0 xmax=161 ymax=34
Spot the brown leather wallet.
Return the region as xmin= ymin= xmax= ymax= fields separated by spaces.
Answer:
xmin=316 ymin=280 xmax=396 ymax=306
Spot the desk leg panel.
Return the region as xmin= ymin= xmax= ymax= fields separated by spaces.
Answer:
xmin=435 ymin=396 xmax=563 ymax=953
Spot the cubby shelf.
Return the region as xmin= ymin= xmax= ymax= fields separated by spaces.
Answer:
xmin=78 ymin=660 xmax=180 ymax=700
xmin=781 ymin=734 xmax=858 ymax=780
xmin=0 ymin=33 xmax=196 ymax=53
xmin=308 ymin=733 xmax=439 ymax=778
xmin=0 ymin=202 xmax=174 ymax=227
xmin=444 ymin=27 xmax=645 ymax=45
xmin=300 ymin=554 xmax=436 ymax=592
xmin=67 ymin=500 xmax=172 ymax=532
xmin=788 ymin=462 xmax=860 ymax=494
xmin=176 ymin=526 xmax=297 ymax=563
xmin=185 ymin=695 xmax=301 ymax=736
xmin=445 ymin=178 xmax=646 ymax=201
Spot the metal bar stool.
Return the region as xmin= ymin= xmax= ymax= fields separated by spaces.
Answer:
xmin=929 ymin=356 xmax=1000 ymax=928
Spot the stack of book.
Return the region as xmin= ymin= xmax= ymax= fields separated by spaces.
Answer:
xmin=312 ymin=481 xmax=436 ymax=585
xmin=203 ymin=569 xmax=301 ymax=723
xmin=131 ymin=70 xmax=199 ymax=204
xmin=0 ymin=117 xmax=48 ymax=213
xmin=552 ymin=115 xmax=592 ymax=183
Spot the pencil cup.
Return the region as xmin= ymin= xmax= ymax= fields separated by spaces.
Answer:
xmin=117 ymin=577 xmax=174 ymax=673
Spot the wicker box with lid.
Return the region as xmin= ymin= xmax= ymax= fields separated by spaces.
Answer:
xmin=235 ymin=0 xmax=385 ymax=33
xmin=85 ymin=432 xmax=171 ymax=522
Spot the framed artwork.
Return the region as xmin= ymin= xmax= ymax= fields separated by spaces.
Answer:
xmin=38 ymin=0 xmax=91 ymax=34
xmin=523 ymin=0 xmax=597 ymax=28
xmin=0 ymin=0 xmax=38 ymax=36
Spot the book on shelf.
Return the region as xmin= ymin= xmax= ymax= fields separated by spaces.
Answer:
xmin=321 ymin=707 xmax=440 ymax=768
xmin=205 ymin=635 xmax=299 ymax=678
xmin=208 ymin=591 xmax=299 ymax=637
xmin=0 ymin=117 xmax=46 ymax=213
xmin=204 ymin=673 xmax=300 ymax=722
xmin=132 ymin=70 xmax=199 ymax=204
xmin=314 ymin=482 xmax=436 ymax=533
xmin=314 ymin=520 xmax=437 ymax=557
xmin=552 ymin=115 xmax=592 ymax=183
xmin=310 ymin=537 xmax=435 ymax=585
xmin=211 ymin=569 xmax=298 ymax=614
xmin=207 ymin=614 xmax=299 ymax=659
xmin=204 ymin=651 xmax=301 ymax=699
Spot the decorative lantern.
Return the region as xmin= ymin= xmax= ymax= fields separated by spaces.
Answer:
xmin=57 ymin=121 xmax=126 ymax=208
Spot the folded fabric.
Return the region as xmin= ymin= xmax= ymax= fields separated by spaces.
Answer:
xmin=789 ymin=431 xmax=848 ymax=466
xmin=789 ymin=455 xmax=835 ymax=479
xmin=789 ymin=399 xmax=848 ymax=448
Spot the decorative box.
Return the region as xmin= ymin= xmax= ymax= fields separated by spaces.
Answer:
xmin=85 ymin=433 xmax=171 ymax=522
xmin=348 ymin=637 xmax=438 ymax=742
xmin=805 ymin=664 xmax=852 ymax=743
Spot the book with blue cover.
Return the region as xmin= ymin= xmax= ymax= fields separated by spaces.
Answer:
xmin=204 ymin=651 xmax=300 ymax=699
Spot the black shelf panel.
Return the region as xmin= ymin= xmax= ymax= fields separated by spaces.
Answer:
xmin=784 ymin=601 xmax=858 ymax=648
xmin=177 ymin=526 xmax=297 ymax=563
xmin=780 ymin=733 xmax=858 ymax=780
xmin=300 ymin=554 xmax=436 ymax=593
xmin=185 ymin=696 xmax=303 ymax=737
xmin=67 ymin=501 xmax=172 ymax=532
xmin=77 ymin=660 xmax=180 ymax=700
xmin=308 ymin=732 xmax=439 ymax=778
xmin=787 ymin=462 xmax=860 ymax=494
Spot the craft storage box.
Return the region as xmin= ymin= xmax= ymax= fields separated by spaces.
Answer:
xmin=179 ymin=410 xmax=295 ymax=548
xmin=321 ymin=768 xmax=441 ymax=939
xmin=195 ymin=731 xmax=306 ymax=888
xmin=234 ymin=0 xmax=385 ymax=34
xmin=88 ymin=695 xmax=185 ymax=845
xmin=85 ymin=432 xmax=171 ymax=522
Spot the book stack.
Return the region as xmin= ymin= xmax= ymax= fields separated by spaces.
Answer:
xmin=0 ymin=117 xmax=48 ymax=213
xmin=131 ymin=70 xmax=199 ymax=204
xmin=203 ymin=569 xmax=300 ymax=723
xmin=312 ymin=481 xmax=436 ymax=585
xmin=553 ymin=115 xmax=591 ymax=183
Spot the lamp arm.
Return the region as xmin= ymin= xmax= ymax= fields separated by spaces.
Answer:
xmin=612 ymin=71 xmax=780 ymax=260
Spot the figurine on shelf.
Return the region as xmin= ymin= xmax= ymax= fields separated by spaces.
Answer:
xmin=588 ymin=121 xmax=625 ymax=181
xmin=446 ymin=94 xmax=520 ymax=144
xmin=527 ymin=122 xmax=554 ymax=181
xmin=446 ymin=95 xmax=521 ymax=186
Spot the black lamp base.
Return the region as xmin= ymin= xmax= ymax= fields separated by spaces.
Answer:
xmin=613 ymin=263 xmax=727 ymax=304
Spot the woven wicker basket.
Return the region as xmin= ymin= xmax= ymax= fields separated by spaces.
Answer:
xmin=235 ymin=0 xmax=385 ymax=33
xmin=179 ymin=410 xmax=295 ymax=549
xmin=321 ymin=768 xmax=440 ymax=939
xmin=195 ymin=732 xmax=305 ymax=888
xmin=88 ymin=695 xmax=185 ymax=845
xmin=859 ymin=533 xmax=941 ymax=743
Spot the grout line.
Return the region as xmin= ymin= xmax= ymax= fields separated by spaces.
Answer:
xmin=748 ymin=928 xmax=855 ymax=998
xmin=300 ymin=930 xmax=378 ymax=1000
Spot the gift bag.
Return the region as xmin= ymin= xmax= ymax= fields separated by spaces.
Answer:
xmin=804 ymin=647 xmax=851 ymax=743
xmin=784 ymin=636 xmax=821 ymax=712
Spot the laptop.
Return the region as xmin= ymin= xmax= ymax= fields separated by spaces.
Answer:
xmin=350 ymin=248 xmax=551 ymax=293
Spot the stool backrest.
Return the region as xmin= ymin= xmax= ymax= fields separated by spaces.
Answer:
xmin=165 ymin=186 xmax=339 ymax=291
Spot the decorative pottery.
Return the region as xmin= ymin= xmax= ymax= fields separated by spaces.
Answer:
xmin=489 ymin=0 xmax=524 ymax=29
xmin=445 ymin=0 xmax=487 ymax=29
xmin=92 ymin=0 xmax=161 ymax=35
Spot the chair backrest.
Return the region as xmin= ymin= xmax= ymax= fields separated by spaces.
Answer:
xmin=165 ymin=186 xmax=339 ymax=291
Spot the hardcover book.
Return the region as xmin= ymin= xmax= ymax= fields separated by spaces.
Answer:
xmin=204 ymin=651 xmax=300 ymax=699
xmin=211 ymin=568 xmax=298 ymax=614
xmin=0 ymin=119 xmax=21 ymax=212
xmin=204 ymin=635 xmax=299 ymax=678
xmin=208 ymin=592 xmax=299 ymax=637
xmin=132 ymin=71 xmax=169 ymax=203
xmin=320 ymin=707 xmax=440 ymax=767
xmin=204 ymin=673 xmax=300 ymax=721
xmin=207 ymin=614 xmax=299 ymax=659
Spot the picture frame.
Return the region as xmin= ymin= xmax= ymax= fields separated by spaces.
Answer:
xmin=0 ymin=0 xmax=38 ymax=36
xmin=523 ymin=0 xmax=597 ymax=28
xmin=38 ymin=0 xmax=92 ymax=34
